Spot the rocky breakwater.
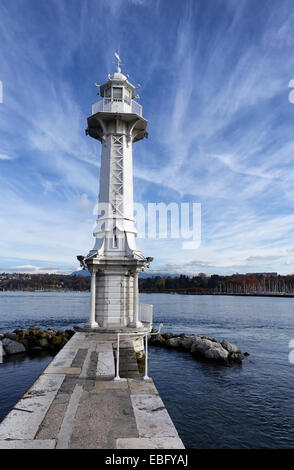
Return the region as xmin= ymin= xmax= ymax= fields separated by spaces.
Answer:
xmin=149 ymin=332 xmax=247 ymax=364
xmin=0 ymin=327 xmax=75 ymax=357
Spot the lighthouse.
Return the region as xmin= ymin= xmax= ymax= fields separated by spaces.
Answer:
xmin=78 ymin=54 xmax=153 ymax=330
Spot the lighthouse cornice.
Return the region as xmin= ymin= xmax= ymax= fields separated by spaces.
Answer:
xmin=87 ymin=112 xmax=147 ymax=144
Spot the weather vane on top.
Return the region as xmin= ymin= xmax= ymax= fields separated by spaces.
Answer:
xmin=114 ymin=51 xmax=123 ymax=71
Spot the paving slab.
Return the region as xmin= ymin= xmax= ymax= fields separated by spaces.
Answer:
xmin=36 ymin=391 xmax=72 ymax=440
xmin=44 ymin=367 xmax=81 ymax=375
xmin=131 ymin=394 xmax=180 ymax=439
xmin=116 ymin=437 xmax=185 ymax=449
xmin=56 ymin=384 xmax=84 ymax=449
xmin=97 ymin=351 xmax=115 ymax=377
xmin=95 ymin=380 xmax=128 ymax=390
xmin=128 ymin=379 xmax=159 ymax=395
xmin=0 ymin=439 xmax=56 ymax=449
xmin=96 ymin=342 xmax=113 ymax=352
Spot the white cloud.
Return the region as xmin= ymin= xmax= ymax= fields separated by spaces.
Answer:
xmin=0 ymin=154 xmax=13 ymax=161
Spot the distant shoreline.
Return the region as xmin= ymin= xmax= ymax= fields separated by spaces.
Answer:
xmin=140 ymin=291 xmax=294 ymax=298
xmin=1 ymin=289 xmax=294 ymax=298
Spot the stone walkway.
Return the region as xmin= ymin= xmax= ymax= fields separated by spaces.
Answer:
xmin=0 ymin=332 xmax=184 ymax=449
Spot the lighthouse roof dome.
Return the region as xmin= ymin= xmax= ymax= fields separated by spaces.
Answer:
xmin=110 ymin=66 xmax=127 ymax=81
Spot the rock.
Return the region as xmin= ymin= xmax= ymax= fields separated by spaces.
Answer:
xmin=201 ymin=335 xmax=219 ymax=343
xmin=56 ymin=330 xmax=66 ymax=337
xmin=47 ymin=328 xmax=56 ymax=335
xmin=191 ymin=336 xmax=229 ymax=363
xmin=149 ymin=333 xmax=166 ymax=347
xmin=179 ymin=336 xmax=195 ymax=351
xmin=13 ymin=329 xmax=27 ymax=339
xmin=0 ymin=334 xmax=4 ymax=340
xmin=19 ymin=339 xmax=29 ymax=350
xmin=149 ymin=329 xmax=244 ymax=365
xmin=244 ymin=352 xmax=250 ymax=356
xmin=27 ymin=335 xmax=39 ymax=348
xmin=229 ymin=352 xmax=243 ymax=364
xmin=221 ymin=340 xmax=240 ymax=354
xmin=51 ymin=335 xmax=67 ymax=347
xmin=28 ymin=327 xmax=47 ymax=338
xmin=38 ymin=338 xmax=49 ymax=348
xmin=4 ymin=333 xmax=17 ymax=341
xmin=166 ymin=337 xmax=182 ymax=348
xmin=2 ymin=338 xmax=26 ymax=355
xmin=162 ymin=333 xmax=174 ymax=340
xmin=204 ymin=346 xmax=229 ymax=362
xmin=191 ymin=336 xmax=214 ymax=354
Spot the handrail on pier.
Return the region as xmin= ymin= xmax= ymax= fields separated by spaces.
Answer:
xmin=114 ymin=322 xmax=163 ymax=382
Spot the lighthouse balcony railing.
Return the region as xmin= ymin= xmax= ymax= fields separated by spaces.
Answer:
xmin=92 ymin=98 xmax=142 ymax=116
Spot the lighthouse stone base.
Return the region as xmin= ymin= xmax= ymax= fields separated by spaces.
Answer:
xmin=84 ymin=255 xmax=150 ymax=331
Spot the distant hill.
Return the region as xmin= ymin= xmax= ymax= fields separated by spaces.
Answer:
xmin=71 ymin=269 xmax=90 ymax=277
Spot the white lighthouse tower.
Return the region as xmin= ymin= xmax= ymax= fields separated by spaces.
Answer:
xmin=78 ymin=54 xmax=153 ymax=330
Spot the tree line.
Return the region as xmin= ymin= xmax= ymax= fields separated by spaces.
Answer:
xmin=138 ymin=273 xmax=294 ymax=295
xmin=1 ymin=272 xmax=294 ymax=296
xmin=0 ymin=274 xmax=90 ymax=291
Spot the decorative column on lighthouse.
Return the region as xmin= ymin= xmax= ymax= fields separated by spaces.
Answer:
xmin=78 ymin=54 xmax=153 ymax=330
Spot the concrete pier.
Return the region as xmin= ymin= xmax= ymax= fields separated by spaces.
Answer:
xmin=0 ymin=332 xmax=184 ymax=449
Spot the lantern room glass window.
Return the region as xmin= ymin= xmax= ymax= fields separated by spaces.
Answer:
xmin=104 ymin=87 xmax=111 ymax=98
xmin=112 ymin=87 xmax=123 ymax=99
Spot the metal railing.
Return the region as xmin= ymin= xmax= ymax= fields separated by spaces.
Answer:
xmin=114 ymin=323 xmax=163 ymax=382
xmin=92 ymin=98 xmax=142 ymax=116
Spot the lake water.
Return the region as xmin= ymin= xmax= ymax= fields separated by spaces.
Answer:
xmin=1 ymin=291 xmax=294 ymax=449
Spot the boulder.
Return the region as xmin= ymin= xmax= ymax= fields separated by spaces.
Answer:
xmin=200 ymin=335 xmax=219 ymax=343
xmin=191 ymin=336 xmax=214 ymax=354
xmin=13 ymin=329 xmax=28 ymax=339
xmin=19 ymin=339 xmax=29 ymax=350
xmin=203 ymin=346 xmax=229 ymax=362
xmin=2 ymin=338 xmax=26 ymax=355
xmin=38 ymin=338 xmax=49 ymax=348
xmin=162 ymin=333 xmax=174 ymax=340
xmin=166 ymin=337 xmax=182 ymax=348
xmin=179 ymin=336 xmax=195 ymax=351
xmin=149 ymin=329 xmax=243 ymax=365
xmin=149 ymin=333 xmax=166 ymax=347
xmin=27 ymin=327 xmax=47 ymax=338
xmin=221 ymin=340 xmax=240 ymax=354
xmin=51 ymin=335 xmax=67 ymax=347
xmin=47 ymin=328 xmax=56 ymax=336
xmin=229 ymin=352 xmax=243 ymax=363
xmin=191 ymin=336 xmax=229 ymax=363
xmin=4 ymin=333 xmax=17 ymax=341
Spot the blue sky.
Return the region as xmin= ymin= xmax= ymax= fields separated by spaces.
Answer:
xmin=1 ymin=0 xmax=294 ymax=275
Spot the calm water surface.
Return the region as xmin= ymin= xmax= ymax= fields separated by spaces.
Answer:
xmin=0 ymin=291 xmax=294 ymax=449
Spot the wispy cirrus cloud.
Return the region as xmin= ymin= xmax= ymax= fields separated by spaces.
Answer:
xmin=1 ymin=0 xmax=294 ymax=274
